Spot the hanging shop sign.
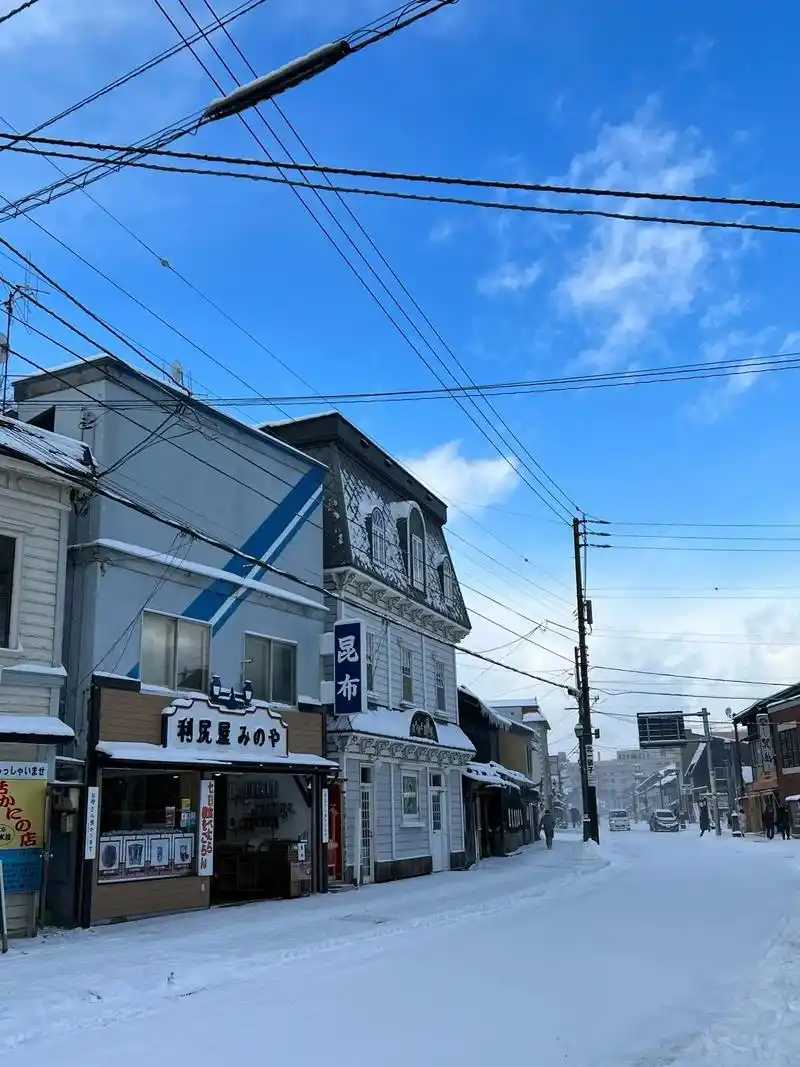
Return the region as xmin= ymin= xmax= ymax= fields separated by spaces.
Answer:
xmin=321 ymin=787 xmax=330 ymax=845
xmin=756 ymin=713 xmax=776 ymax=777
xmin=198 ymin=779 xmax=215 ymax=877
xmin=162 ymin=696 xmax=288 ymax=760
xmin=333 ymin=619 xmax=367 ymax=715
xmin=84 ymin=786 xmax=99 ymax=860
xmin=0 ymin=772 xmax=46 ymax=894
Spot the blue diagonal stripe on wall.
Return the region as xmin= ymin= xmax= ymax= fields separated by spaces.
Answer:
xmin=126 ymin=467 xmax=323 ymax=678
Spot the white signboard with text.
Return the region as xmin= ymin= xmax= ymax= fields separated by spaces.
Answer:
xmin=163 ymin=697 xmax=288 ymax=760
xmin=0 ymin=762 xmax=47 ymax=780
xmin=322 ymin=788 xmax=330 ymax=845
xmin=84 ymin=786 xmax=99 ymax=860
xmin=198 ymin=780 xmax=215 ymax=877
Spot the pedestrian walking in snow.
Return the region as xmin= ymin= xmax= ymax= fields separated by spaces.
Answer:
xmin=764 ymin=804 xmax=775 ymax=840
xmin=699 ymin=804 xmax=710 ymax=837
xmin=777 ymin=804 xmax=792 ymax=841
xmin=542 ymin=808 xmax=555 ymax=850
xmin=570 ymin=806 xmax=579 ymax=829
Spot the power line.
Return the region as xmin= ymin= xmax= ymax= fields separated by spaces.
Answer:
xmin=11 ymin=130 xmax=800 ymax=215
xmin=0 ymin=0 xmax=39 ymax=27
xmin=589 ymin=543 xmax=800 ymax=554
xmin=10 ymin=138 xmax=800 ymax=238
xmin=591 ymin=665 xmax=791 ymax=687
xmin=160 ymin=0 xmax=574 ymax=525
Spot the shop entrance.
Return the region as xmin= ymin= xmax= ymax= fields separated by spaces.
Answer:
xmin=212 ymin=771 xmax=313 ymax=903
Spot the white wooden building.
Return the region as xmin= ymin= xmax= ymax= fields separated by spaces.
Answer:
xmin=0 ymin=416 xmax=92 ymax=935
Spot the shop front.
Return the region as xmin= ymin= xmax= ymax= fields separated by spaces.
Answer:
xmin=80 ymin=676 xmax=336 ymax=926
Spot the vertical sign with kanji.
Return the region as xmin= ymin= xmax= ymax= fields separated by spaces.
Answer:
xmin=198 ymin=779 xmax=215 ymax=877
xmin=321 ymin=787 xmax=330 ymax=844
xmin=84 ymin=786 xmax=99 ymax=860
xmin=333 ymin=619 xmax=367 ymax=715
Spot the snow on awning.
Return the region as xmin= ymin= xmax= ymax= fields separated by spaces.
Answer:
xmin=785 ymin=794 xmax=800 ymax=802
xmin=328 ymin=707 xmax=475 ymax=753
xmin=0 ymin=714 xmax=75 ymax=742
xmin=96 ymin=741 xmax=337 ymax=771
xmin=458 ymin=686 xmax=539 ymax=741
xmin=463 ymin=762 xmax=515 ymax=789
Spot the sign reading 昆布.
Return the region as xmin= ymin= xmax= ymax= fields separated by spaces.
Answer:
xmin=162 ymin=697 xmax=288 ymax=759
xmin=334 ymin=619 xmax=367 ymax=715
xmin=198 ymin=780 xmax=215 ymax=877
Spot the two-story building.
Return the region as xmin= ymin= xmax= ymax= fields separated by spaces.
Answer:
xmin=0 ymin=415 xmax=93 ymax=936
xmin=734 ymin=683 xmax=800 ymax=835
xmin=267 ymin=413 xmax=474 ymax=885
xmin=15 ymin=357 xmax=336 ymax=926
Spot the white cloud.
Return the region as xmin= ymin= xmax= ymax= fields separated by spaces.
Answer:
xmin=687 ymin=329 xmax=800 ymax=423
xmin=0 ymin=0 xmax=135 ymax=53
xmin=428 ymin=219 xmax=459 ymax=245
xmin=478 ymin=261 xmax=542 ymax=297
xmin=700 ymin=296 xmax=746 ymax=331
xmin=680 ymin=31 xmax=716 ymax=71
xmin=557 ymin=99 xmax=717 ymax=368
xmin=399 ymin=440 xmax=519 ymax=514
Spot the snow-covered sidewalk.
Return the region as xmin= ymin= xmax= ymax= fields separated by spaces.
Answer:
xmin=1 ymin=835 xmax=607 ymax=1059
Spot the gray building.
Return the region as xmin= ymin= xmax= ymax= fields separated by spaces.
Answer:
xmin=267 ymin=413 xmax=474 ymax=885
xmin=15 ymin=357 xmax=335 ymax=926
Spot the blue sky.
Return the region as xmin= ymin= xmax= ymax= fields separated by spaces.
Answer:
xmin=2 ymin=0 xmax=800 ymax=754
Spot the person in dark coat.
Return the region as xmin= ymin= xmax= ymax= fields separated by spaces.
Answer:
xmin=777 ymin=804 xmax=792 ymax=841
xmin=569 ymin=806 xmax=580 ymax=829
xmin=542 ymin=808 xmax=555 ymax=849
xmin=699 ymin=804 xmax=710 ymax=836
xmin=764 ymin=803 xmax=775 ymax=840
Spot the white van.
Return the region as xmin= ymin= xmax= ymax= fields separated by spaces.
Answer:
xmin=608 ymin=809 xmax=631 ymax=831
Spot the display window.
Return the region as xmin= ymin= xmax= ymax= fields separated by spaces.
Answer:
xmin=97 ymin=770 xmax=198 ymax=882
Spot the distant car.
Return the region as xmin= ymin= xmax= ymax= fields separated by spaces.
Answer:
xmin=608 ymin=809 xmax=631 ymax=831
xmin=649 ymin=809 xmax=679 ymax=832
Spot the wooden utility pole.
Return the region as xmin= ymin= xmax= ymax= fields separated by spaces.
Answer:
xmin=573 ymin=516 xmax=599 ymax=843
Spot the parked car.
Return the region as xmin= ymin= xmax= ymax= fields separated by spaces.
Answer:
xmin=649 ymin=809 xmax=679 ymax=832
xmin=608 ymin=809 xmax=631 ymax=832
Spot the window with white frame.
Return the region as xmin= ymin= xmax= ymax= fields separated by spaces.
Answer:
xmin=141 ymin=611 xmax=209 ymax=692
xmin=244 ymin=634 xmax=297 ymax=704
xmin=440 ymin=558 xmax=453 ymax=603
xmin=0 ymin=534 xmax=17 ymax=649
xmin=370 ymin=507 xmax=387 ymax=566
xmin=401 ymin=645 xmax=413 ymax=703
xmin=366 ymin=630 xmax=376 ymax=692
xmin=434 ymin=658 xmax=446 ymax=713
xmin=401 ymin=769 xmax=420 ymax=821
xmin=408 ymin=506 xmax=426 ymax=591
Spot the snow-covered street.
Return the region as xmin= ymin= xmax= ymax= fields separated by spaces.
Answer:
xmin=3 ymin=827 xmax=799 ymax=1066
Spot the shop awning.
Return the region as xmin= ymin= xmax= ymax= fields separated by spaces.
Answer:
xmin=463 ymin=761 xmax=515 ymax=789
xmin=96 ymin=740 xmax=337 ymax=772
xmin=328 ymin=707 xmax=475 ymax=754
xmin=0 ymin=714 xmax=75 ymax=743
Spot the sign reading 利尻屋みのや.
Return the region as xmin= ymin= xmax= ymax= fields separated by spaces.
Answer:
xmin=162 ymin=697 xmax=288 ymax=759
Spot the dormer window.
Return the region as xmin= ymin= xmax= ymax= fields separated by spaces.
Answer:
xmin=408 ymin=506 xmax=426 ymax=591
xmin=370 ymin=507 xmax=386 ymax=565
xmin=439 ymin=558 xmax=453 ymax=603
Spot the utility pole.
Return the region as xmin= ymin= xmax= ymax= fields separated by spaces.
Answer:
xmin=573 ymin=516 xmax=599 ymax=843
xmin=701 ymin=707 xmax=722 ymax=837
xmin=1 ymin=283 xmax=35 ymax=414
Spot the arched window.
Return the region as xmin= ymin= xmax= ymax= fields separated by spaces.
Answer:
xmin=440 ymin=558 xmax=453 ymax=603
xmin=408 ymin=506 xmax=426 ymax=591
xmin=370 ymin=507 xmax=386 ymax=565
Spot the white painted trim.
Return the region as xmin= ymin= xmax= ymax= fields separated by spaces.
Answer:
xmin=389 ymin=762 xmax=397 ymax=859
xmin=0 ymin=528 xmax=23 ymax=652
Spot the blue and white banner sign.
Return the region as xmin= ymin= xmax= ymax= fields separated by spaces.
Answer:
xmin=334 ymin=619 xmax=367 ymax=715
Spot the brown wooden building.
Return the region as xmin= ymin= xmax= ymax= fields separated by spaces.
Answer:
xmin=78 ymin=675 xmax=336 ymax=926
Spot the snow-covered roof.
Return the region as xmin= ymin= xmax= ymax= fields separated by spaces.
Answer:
xmin=0 ymin=414 xmax=95 ymax=480
xmin=489 ymin=697 xmax=540 ymax=708
xmin=486 ymin=760 xmax=537 ymax=788
xmin=72 ymin=538 xmax=326 ymax=613
xmin=785 ymin=794 xmax=800 ymax=802
xmin=463 ymin=761 xmax=516 ymax=789
xmin=328 ymin=707 xmax=475 ymax=753
xmin=459 ymin=686 xmax=539 ymax=739
xmin=0 ymin=714 xmax=75 ymax=741
xmin=96 ymin=741 xmax=337 ymax=769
